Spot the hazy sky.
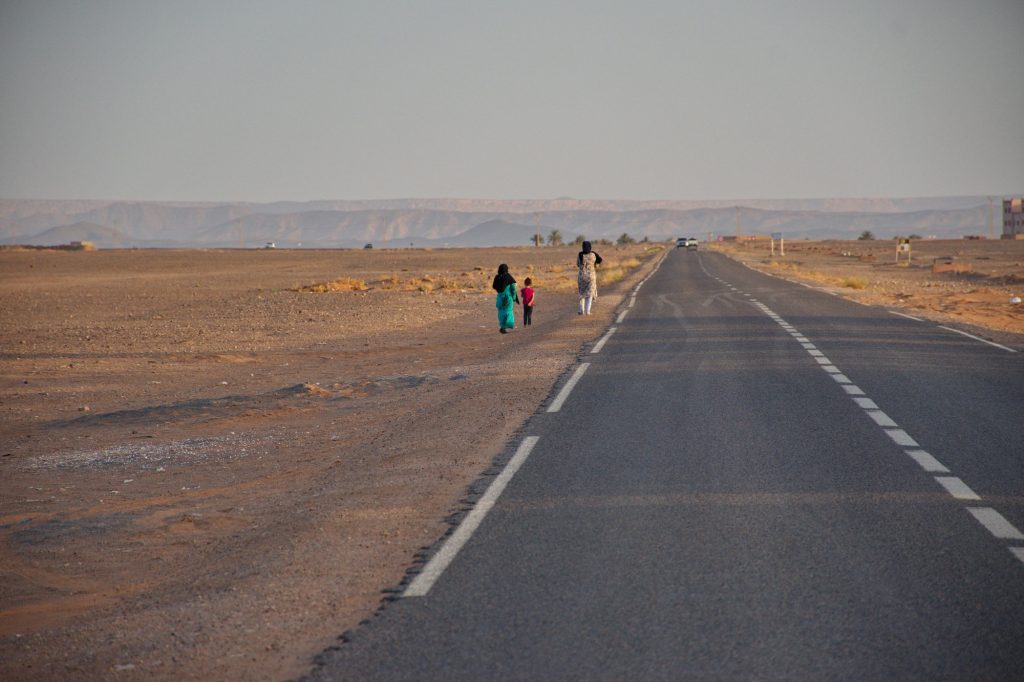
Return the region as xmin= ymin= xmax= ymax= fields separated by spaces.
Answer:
xmin=1 ymin=0 xmax=1022 ymax=202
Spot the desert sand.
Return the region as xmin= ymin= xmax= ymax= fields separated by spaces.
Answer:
xmin=0 ymin=244 xmax=662 ymax=681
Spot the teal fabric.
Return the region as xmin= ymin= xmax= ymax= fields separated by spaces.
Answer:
xmin=496 ymin=282 xmax=517 ymax=329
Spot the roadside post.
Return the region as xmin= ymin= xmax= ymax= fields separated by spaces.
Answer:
xmin=770 ymin=232 xmax=784 ymax=257
xmin=897 ymin=237 xmax=911 ymax=263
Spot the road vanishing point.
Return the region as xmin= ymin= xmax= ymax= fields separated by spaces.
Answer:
xmin=309 ymin=248 xmax=1024 ymax=681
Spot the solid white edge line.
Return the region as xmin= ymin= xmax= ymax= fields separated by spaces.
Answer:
xmin=1010 ymin=548 xmax=1024 ymax=565
xmin=547 ymin=362 xmax=590 ymax=412
xmin=934 ymin=476 xmax=981 ymax=501
xmin=628 ymin=297 xmax=636 ymax=308
xmin=889 ymin=311 xmax=923 ymax=322
xmin=906 ymin=450 xmax=950 ymax=473
xmin=967 ymin=507 xmax=1024 ymax=540
xmin=938 ymin=326 xmax=1017 ymax=353
xmin=591 ymin=327 xmax=617 ymax=354
xmin=405 ymin=436 xmax=540 ymax=597
xmin=616 ymin=310 xmax=629 ymax=323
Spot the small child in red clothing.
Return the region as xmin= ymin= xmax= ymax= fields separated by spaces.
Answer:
xmin=521 ymin=278 xmax=535 ymax=326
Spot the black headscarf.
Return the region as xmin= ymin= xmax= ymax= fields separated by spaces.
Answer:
xmin=578 ymin=241 xmax=602 ymax=267
xmin=492 ymin=263 xmax=516 ymax=292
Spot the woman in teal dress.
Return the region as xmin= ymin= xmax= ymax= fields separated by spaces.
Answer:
xmin=492 ymin=263 xmax=519 ymax=333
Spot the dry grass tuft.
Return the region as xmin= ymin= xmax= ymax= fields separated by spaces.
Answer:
xmin=600 ymin=266 xmax=627 ymax=285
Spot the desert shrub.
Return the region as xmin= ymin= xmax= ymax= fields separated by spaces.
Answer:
xmin=841 ymin=277 xmax=868 ymax=290
xmin=377 ymin=273 xmax=401 ymax=289
xmin=297 ymin=277 xmax=368 ymax=293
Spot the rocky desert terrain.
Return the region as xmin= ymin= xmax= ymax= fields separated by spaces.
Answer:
xmin=0 ymin=244 xmax=661 ymax=681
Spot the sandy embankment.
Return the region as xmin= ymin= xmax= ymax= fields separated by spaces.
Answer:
xmin=711 ymin=238 xmax=1024 ymax=343
xmin=0 ymin=245 xmax=662 ymax=681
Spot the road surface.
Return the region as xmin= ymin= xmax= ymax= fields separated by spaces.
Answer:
xmin=309 ymin=248 xmax=1024 ymax=680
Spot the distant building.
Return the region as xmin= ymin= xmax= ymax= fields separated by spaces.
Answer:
xmin=1004 ymin=198 xmax=1024 ymax=238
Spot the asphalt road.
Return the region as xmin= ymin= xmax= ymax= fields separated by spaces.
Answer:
xmin=309 ymin=248 xmax=1024 ymax=681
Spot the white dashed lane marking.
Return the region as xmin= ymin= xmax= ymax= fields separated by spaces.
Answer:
xmin=906 ymin=450 xmax=950 ymax=473
xmin=968 ymin=508 xmax=1024 ymax=541
xmin=934 ymin=476 xmax=981 ymax=501
xmin=865 ymin=410 xmax=898 ymax=428
xmin=721 ymin=270 xmax=1022 ymax=566
xmin=885 ymin=429 xmax=919 ymax=447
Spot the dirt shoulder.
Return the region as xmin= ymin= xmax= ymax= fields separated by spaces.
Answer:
xmin=0 ymin=245 xmax=663 ymax=681
xmin=710 ymin=239 xmax=1024 ymax=346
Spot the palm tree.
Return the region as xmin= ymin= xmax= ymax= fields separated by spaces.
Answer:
xmin=617 ymin=233 xmax=636 ymax=245
xmin=547 ymin=229 xmax=563 ymax=246
xmin=858 ymin=230 xmax=875 ymax=241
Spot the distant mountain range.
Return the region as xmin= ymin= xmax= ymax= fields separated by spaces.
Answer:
xmin=0 ymin=197 xmax=997 ymax=248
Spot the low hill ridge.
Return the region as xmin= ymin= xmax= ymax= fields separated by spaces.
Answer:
xmin=1 ymin=197 xmax=995 ymax=248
